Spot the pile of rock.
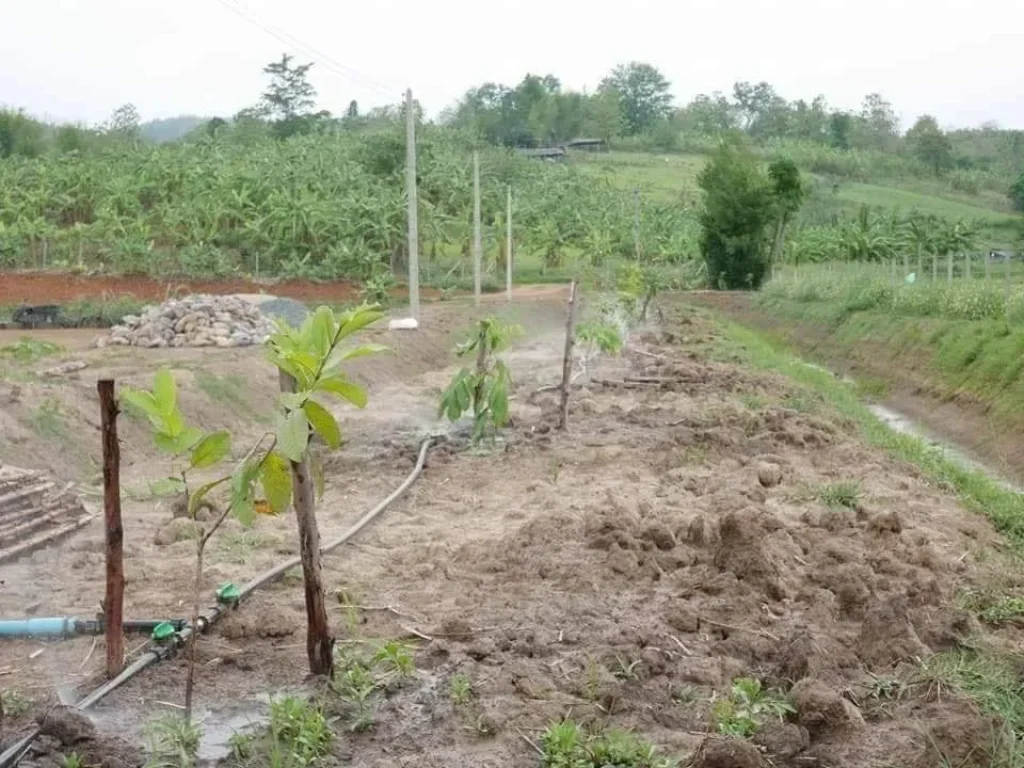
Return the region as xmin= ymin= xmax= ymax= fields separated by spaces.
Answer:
xmin=96 ymin=294 xmax=274 ymax=349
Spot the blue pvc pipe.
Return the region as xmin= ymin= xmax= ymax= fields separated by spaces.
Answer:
xmin=0 ymin=617 xmax=76 ymax=638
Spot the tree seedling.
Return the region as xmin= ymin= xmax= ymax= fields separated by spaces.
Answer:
xmin=712 ymin=677 xmax=794 ymax=738
xmin=121 ymin=304 xmax=386 ymax=715
xmin=439 ymin=317 xmax=519 ymax=443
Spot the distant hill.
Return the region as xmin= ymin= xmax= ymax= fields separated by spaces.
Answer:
xmin=140 ymin=116 xmax=208 ymax=143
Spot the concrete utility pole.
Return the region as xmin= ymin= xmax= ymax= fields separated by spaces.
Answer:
xmin=506 ymin=185 xmax=513 ymax=303
xmin=473 ymin=150 xmax=482 ymax=307
xmin=405 ymin=89 xmax=420 ymax=324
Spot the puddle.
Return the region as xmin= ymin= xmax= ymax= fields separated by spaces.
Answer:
xmin=196 ymin=707 xmax=267 ymax=764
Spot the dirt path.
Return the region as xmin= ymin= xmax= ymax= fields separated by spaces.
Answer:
xmin=0 ymin=294 xmax=1018 ymax=768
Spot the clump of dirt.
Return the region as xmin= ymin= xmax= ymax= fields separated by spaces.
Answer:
xmin=31 ymin=706 xmax=144 ymax=768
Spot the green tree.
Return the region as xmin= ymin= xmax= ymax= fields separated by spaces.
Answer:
xmin=767 ymin=158 xmax=805 ymax=266
xmin=257 ymin=54 xmax=328 ymax=138
xmin=103 ymin=104 xmax=141 ymax=146
xmin=600 ymin=62 xmax=672 ymax=135
xmin=906 ymin=115 xmax=953 ymax=174
xmin=346 ymin=100 xmax=359 ymax=118
xmin=697 ymin=139 xmax=774 ymax=289
xmin=829 ymin=112 xmax=853 ymax=149
xmin=582 ymin=89 xmax=625 ymax=142
xmin=0 ymin=110 xmax=46 ymax=158
xmin=1009 ymin=173 xmax=1024 ymax=212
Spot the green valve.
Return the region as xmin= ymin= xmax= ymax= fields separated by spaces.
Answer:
xmin=216 ymin=582 xmax=241 ymax=606
xmin=151 ymin=622 xmax=177 ymax=644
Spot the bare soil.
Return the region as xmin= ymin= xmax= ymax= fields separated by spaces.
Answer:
xmin=0 ymin=271 xmax=450 ymax=307
xmin=0 ymin=292 xmax=1016 ymax=768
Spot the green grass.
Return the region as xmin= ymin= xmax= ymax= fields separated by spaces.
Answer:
xmin=811 ymin=480 xmax=862 ymax=509
xmin=28 ymin=397 xmax=66 ymax=438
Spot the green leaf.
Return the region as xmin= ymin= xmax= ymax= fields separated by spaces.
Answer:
xmin=303 ymin=400 xmax=341 ymax=448
xmin=150 ymin=477 xmax=186 ymax=497
xmin=311 ymin=306 xmax=335 ymax=358
xmin=277 ymin=408 xmax=309 ymax=463
xmin=314 ymin=375 xmax=368 ymax=408
xmin=229 ymin=461 xmax=259 ymax=527
xmin=278 ymin=392 xmax=307 ymax=410
xmin=188 ymin=476 xmax=229 ymax=518
xmin=154 ymin=427 xmax=203 ymax=456
xmin=260 ymin=452 xmax=292 ymax=514
xmin=336 ymin=305 xmax=384 ymax=338
xmin=190 ymin=431 xmax=232 ymax=469
xmin=322 ymin=343 xmax=389 ymax=371
xmin=119 ymin=389 xmax=162 ymax=421
xmin=153 ymin=368 xmax=176 ymax=415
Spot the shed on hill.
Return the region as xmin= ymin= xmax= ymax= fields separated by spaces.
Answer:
xmin=516 ymin=146 xmax=567 ymax=161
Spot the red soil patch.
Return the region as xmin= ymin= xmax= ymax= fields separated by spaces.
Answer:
xmin=0 ymin=271 xmax=443 ymax=305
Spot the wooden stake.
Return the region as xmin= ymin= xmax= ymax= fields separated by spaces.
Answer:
xmin=98 ymin=379 xmax=124 ymax=679
xmin=279 ymin=371 xmax=334 ymax=677
xmin=557 ymin=280 xmax=578 ymax=431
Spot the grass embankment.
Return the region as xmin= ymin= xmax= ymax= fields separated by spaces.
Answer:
xmin=696 ymin=303 xmax=1024 ymax=763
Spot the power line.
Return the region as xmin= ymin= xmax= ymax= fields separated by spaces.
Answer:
xmin=213 ymin=0 xmax=401 ymax=100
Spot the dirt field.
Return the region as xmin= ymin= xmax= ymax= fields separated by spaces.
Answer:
xmin=0 ymin=272 xmax=446 ymax=307
xmin=0 ymin=291 xmax=1019 ymax=768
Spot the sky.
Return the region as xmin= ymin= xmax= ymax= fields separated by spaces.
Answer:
xmin=1 ymin=0 xmax=1022 ymax=131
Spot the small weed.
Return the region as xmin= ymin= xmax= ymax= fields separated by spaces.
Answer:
xmin=861 ymin=673 xmax=908 ymax=719
xmin=332 ymin=647 xmax=380 ymax=732
xmin=960 ymin=590 xmax=1024 ymax=626
xmin=450 ymin=673 xmax=473 ymax=705
xmin=583 ymin=659 xmax=602 ymax=702
xmin=612 ymin=655 xmax=642 ymax=682
xmin=28 ymin=397 xmax=65 ymax=438
xmin=0 ymin=339 xmax=63 ymax=362
xmin=215 ymin=530 xmax=277 ymax=565
xmin=680 ymin=445 xmax=709 ymax=465
xmin=540 ymin=719 xmax=676 ymax=768
xmin=671 ymin=684 xmax=698 ymax=706
xmin=267 ymin=696 xmax=331 ymax=767
xmin=712 ymin=678 xmax=794 ymax=738
xmin=372 ymin=640 xmax=416 ymax=680
xmin=813 ymin=480 xmax=861 ymax=509
xmin=782 ymin=393 xmax=816 ymax=413
xmin=740 ymin=393 xmax=765 ymax=411
xmin=144 ymin=713 xmax=202 ymax=768
xmin=59 ymin=754 xmax=83 ymax=768
xmin=1 ymin=688 xmax=32 ymax=717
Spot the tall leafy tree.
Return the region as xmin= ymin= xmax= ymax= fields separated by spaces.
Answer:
xmin=697 ymin=139 xmax=774 ymax=289
xmin=767 ymin=158 xmax=805 ymax=265
xmin=260 ymin=54 xmax=317 ymax=120
xmin=1011 ymin=173 xmax=1024 ymax=212
xmin=906 ymin=115 xmax=953 ymax=174
xmin=600 ymin=62 xmax=673 ymax=136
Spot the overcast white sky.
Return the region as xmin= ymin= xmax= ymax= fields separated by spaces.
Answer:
xmin=1 ymin=0 xmax=1021 ymax=131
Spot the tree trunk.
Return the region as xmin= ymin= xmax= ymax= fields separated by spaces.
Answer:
xmin=98 ymin=380 xmax=124 ymax=680
xmin=280 ymin=371 xmax=334 ymax=677
xmin=769 ymin=213 xmax=788 ymax=267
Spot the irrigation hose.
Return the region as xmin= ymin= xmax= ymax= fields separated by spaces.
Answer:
xmin=0 ymin=437 xmax=434 ymax=768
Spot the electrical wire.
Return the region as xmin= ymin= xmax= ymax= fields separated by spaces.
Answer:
xmin=212 ymin=0 xmax=402 ymax=99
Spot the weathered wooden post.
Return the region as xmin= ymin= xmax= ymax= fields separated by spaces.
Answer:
xmin=98 ymin=379 xmax=124 ymax=679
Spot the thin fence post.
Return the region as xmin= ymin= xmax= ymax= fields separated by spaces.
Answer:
xmin=965 ymin=251 xmax=971 ymax=280
xmin=98 ymin=379 xmax=124 ymax=679
xmin=472 ymin=150 xmax=481 ymax=308
xmin=947 ymin=252 xmax=953 ymax=284
xmin=405 ymin=88 xmax=420 ymax=324
xmin=557 ymin=280 xmax=578 ymax=431
xmin=932 ymin=252 xmax=937 ymax=282
xmin=1006 ymin=253 xmax=1013 ymax=323
xmin=986 ymin=250 xmax=991 ymax=284
xmin=506 ymin=185 xmax=513 ymax=303
xmin=633 ymin=188 xmax=641 ymax=260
